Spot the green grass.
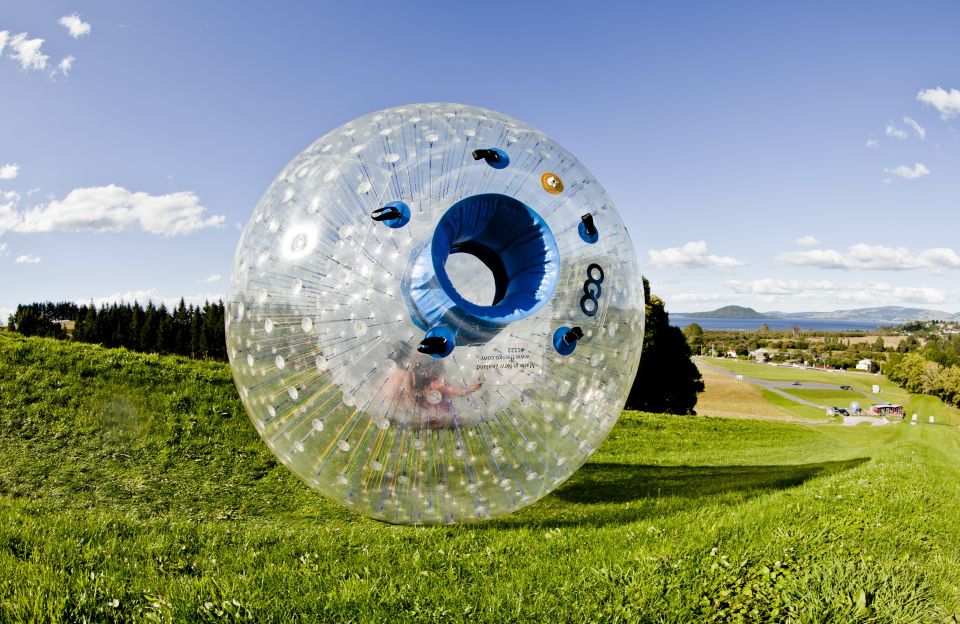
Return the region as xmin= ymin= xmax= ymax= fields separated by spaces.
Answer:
xmin=702 ymin=358 xmax=894 ymax=392
xmin=903 ymin=393 xmax=960 ymax=425
xmin=758 ymin=389 xmax=831 ymax=420
xmin=3 ymin=333 xmax=960 ymax=622
xmin=781 ymin=388 xmax=870 ymax=407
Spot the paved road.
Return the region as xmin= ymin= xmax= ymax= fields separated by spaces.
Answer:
xmin=699 ymin=360 xmax=884 ymax=411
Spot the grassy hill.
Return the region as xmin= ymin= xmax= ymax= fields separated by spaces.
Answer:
xmin=2 ymin=333 xmax=960 ymax=622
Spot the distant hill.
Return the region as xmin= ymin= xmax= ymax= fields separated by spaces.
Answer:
xmin=786 ymin=306 xmax=958 ymax=323
xmin=674 ymin=305 xmax=772 ymax=319
xmin=675 ymin=305 xmax=958 ymax=323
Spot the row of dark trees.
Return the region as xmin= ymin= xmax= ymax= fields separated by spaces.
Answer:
xmin=7 ymin=300 xmax=227 ymax=361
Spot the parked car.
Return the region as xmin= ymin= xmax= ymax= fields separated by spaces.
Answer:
xmin=792 ymin=381 xmax=801 ymax=386
xmin=834 ymin=407 xmax=849 ymax=416
xmin=840 ymin=385 xmax=852 ymax=390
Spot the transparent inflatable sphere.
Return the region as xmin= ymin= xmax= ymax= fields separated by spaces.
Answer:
xmin=226 ymin=103 xmax=645 ymax=524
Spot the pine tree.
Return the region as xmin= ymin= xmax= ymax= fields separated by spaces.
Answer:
xmin=141 ymin=302 xmax=158 ymax=353
xmin=190 ymin=304 xmax=203 ymax=358
xmin=156 ymin=304 xmax=172 ymax=354
xmin=129 ymin=302 xmax=145 ymax=351
xmin=174 ymin=298 xmax=190 ymax=356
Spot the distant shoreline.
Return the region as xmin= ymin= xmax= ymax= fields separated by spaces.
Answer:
xmin=670 ymin=316 xmax=899 ymax=332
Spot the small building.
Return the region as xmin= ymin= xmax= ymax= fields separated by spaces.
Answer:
xmin=870 ymin=403 xmax=904 ymax=419
xmin=749 ymin=348 xmax=771 ymax=363
xmin=856 ymin=358 xmax=874 ymax=371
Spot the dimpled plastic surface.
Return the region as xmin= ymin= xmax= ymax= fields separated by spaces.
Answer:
xmin=226 ymin=103 xmax=645 ymax=524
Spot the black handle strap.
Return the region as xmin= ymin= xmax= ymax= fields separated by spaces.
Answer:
xmin=418 ymin=336 xmax=449 ymax=355
xmin=371 ymin=206 xmax=402 ymax=222
xmin=581 ymin=213 xmax=597 ymax=238
xmin=562 ymin=326 xmax=584 ymax=346
xmin=471 ymin=148 xmax=501 ymax=164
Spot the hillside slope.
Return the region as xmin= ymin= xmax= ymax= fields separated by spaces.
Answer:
xmin=1 ymin=333 xmax=959 ymax=622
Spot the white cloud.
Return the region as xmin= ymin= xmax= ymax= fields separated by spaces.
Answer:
xmin=647 ymin=241 xmax=745 ymax=268
xmin=202 ymin=274 xmax=222 ymax=283
xmin=725 ymin=278 xmax=844 ymax=296
xmin=920 ymin=248 xmax=960 ymax=269
xmin=0 ymin=163 xmax=20 ymax=180
xmin=83 ymin=288 xmax=160 ymax=307
xmin=865 ymin=138 xmax=879 ymax=149
xmin=58 ymin=14 xmax=91 ymax=38
xmin=885 ymin=163 xmax=929 ymax=179
xmin=721 ymin=278 xmax=948 ymax=305
xmin=885 ymin=122 xmax=907 ymax=140
xmin=0 ymin=195 xmax=19 ymax=232
xmin=82 ymin=288 xmax=225 ymax=309
xmin=57 ymin=55 xmax=74 ymax=76
xmin=5 ymin=32 xmax=49 ymax=72
xmin=880 ymin=118 xmax=924 ymax=141
xmin=883 ymin=285 xmax=947 ymax=304
xmin=668 ymin=292 xmax=732 ymax=305
xmin=775 ymin=248 xmax=849 ymax=269
xmin=776 ymin=244 xmax=960 ymax=271
xmin=794 ymin=235 xmax=819 ymax=246
xmin=0 ymin=242 xmax=7 ymax=255
xmin=903 ymin=116 xmax=925 ymax=140
xmin=845 ymin=244 xmax=929 ymax=270
xmin=0 ymin=29 xmax=75 ymax=78
xmin=1 ymin=184 xmax=224 ymax=236
xmin=917 ymin=87 xmax=960 ymax=120
xmin=14 ymin=254 xmax=41 ymax=264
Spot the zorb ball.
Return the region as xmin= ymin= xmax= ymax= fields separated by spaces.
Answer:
xmin=226 ymin=103 xmax=644 ymax=524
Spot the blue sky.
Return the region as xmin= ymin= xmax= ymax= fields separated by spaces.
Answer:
xmin=2 ymin=1 xmax=960 ymax=322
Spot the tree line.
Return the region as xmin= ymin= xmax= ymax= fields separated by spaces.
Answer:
xmin=884 ymin=332 xmax=960 ymax=407
xmin=7 ymin=300 xmax=227 ymax=361
xmin=885 ymin=353 xmax=960 ymax=408
xmin=682 ymin=323 xmax=899 ymax=371
xmin=7 ymin=279 xmax=708 ymax=415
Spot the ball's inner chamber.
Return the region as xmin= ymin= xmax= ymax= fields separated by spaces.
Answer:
xmin=443 ymin=252 xmax=497 ymax=306
xmin=403 ymin=193 xmax=559 ymax=345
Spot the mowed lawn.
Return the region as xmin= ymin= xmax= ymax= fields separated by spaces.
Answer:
xmin=699 ymin=357 xmax=892 ymax=391
xmin=781 ymin=389 xmax=868 ymax=408
xmin=696 ymin=360 xmax=835 ymax=422
xmin=760 ymin=390 xmax=832 ymax=422
xmin=2 ymin=334 xmax=960 ymax=622
xmin=702 ymin=357 xmax=960 ymax=426
xmin=694 ymin=362 xmax=799 ymax=421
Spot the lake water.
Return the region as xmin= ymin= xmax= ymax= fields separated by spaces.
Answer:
xmin=670 ymin=316 xmax=899 ymax=332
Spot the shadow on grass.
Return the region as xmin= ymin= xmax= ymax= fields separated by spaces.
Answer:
xmin=555 ymin=458 xmax=870 ymax=504
xmin=488 ymin=457 xmax=869 ymax=529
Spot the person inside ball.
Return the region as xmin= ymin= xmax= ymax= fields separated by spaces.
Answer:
xmin=380 ymin=346 xmax=483 ymax=428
